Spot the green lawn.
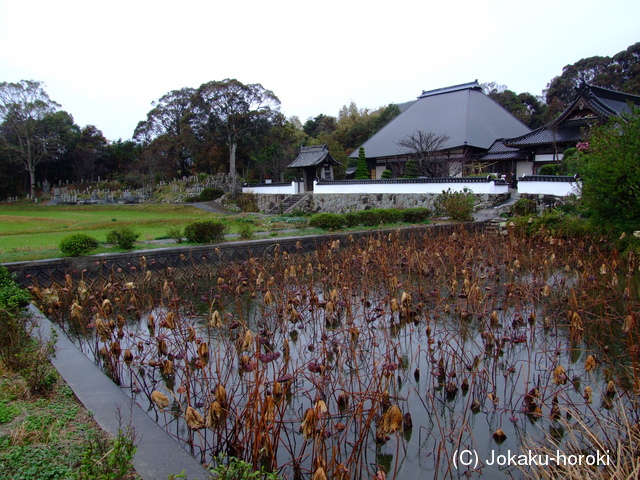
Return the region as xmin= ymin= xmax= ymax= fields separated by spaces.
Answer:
xmin=0 ymin=204 xmax=220 ymax=262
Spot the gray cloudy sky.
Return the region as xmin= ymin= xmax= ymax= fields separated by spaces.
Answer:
xmin=1 ymin=0 xmax=638 ymax=141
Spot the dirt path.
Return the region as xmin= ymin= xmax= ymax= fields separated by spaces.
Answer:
xmin=188 ymin=201 xmax=231 ymax=214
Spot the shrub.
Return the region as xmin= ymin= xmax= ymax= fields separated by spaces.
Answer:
xmin=344 ymin=212 xmax=362 ymax=227
xmin=106 ymin=227 xmax=139 ymax=250
xmin=166 ymin=226 xmax=183 ymax=244
xmin=357 ymin=209 xmax=382 ymax=226
xmin=401 ymin=207 xmax=431 ymax=223
xmin=514 ymin=209 xmax=593 ymax=239
xmin=538 ymin=164 xmax=561 ymax=175
xmin=404 ymin=159 xmax=418 ymax=178
xmin=0 ymin=267 xmax=31 ymax=311
xmin=184 ymin=220 xmax=227 ymax=244
xmin=199 ymin=187 xmax=224 ymax=202
xmin=511 ymin=198 xmax=537 ymax=216
xmin=434 ymin=188 xmax=475 ymax=221
xmin=238 ymin=223 xmax=255 ymax=240
xmin=59 ymin=233 xmax=99 ymax=256
xmin=381 ymin=169 xmax=392 ymax=179
xmin=234 ymin=193 xmax=259 ymax=212
xmin=376 ymin=208 xmax=403 ymax=224
xmin=309 ymin=213 xmax=344 ymax=230
xmin=0 ymin=266 xmax=57 ymax=395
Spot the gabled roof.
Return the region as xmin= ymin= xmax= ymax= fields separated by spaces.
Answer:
xmin=504 ymin=84 xmax=640 ymax=148
xmin=578 ymin=84 xmax=640 ymax=117
xmin=288 ymin=144 xmax=340 ymax=168
xmin=481 ymin=139 xmax=529 ymax=161
xmin=349 ymin=81 xmax=531 ymax=158
xmin=503 ymin=118 xmax=591 ymax=148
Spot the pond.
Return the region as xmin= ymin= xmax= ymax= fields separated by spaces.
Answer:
xmin=34 ymin=227 xmax=640 ymax=479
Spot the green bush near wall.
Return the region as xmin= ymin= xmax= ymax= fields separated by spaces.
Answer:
xmin=184 ymin=220 xmax=227 ymax=244
xmin=59 ymin=233 xmax=99 ymax=256
xmin=310 ymin=207 xmax=431 ymax=230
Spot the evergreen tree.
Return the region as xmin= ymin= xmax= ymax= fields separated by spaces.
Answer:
xmin=355 ymin=147 xmax=369 ymax=179
xmin=581 ymin=108 xmax=640 ymax=231
xmin=404 ymin=159 xmax=418 ymax=178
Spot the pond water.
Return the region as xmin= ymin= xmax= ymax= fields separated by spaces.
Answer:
xmin=39 ymin=229 xmax=640 ymax=479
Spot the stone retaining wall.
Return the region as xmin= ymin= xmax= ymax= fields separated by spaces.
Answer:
xmin=255 ymin=193 xmax=510 ymax=215
xmin=5 ymin=223 xmax=485 ymax=288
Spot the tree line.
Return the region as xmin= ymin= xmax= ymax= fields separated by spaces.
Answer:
xmin=1 ymin=42 xmax=638 ymax=199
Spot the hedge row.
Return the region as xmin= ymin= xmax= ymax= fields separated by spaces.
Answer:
xmin=309 ymin=207 xmax=431 ymax=230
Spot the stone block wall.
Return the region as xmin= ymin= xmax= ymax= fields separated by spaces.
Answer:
xmin=256 ymin=192 xmax=510 ymax=215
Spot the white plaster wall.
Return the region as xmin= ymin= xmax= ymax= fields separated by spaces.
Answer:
xmin=243 ymin=182 xmax=296 ymax=195
xmin=313 ymin=180 xmax=508 ymax=195
xmin=518 ymin=181 xmax=581 ymax=196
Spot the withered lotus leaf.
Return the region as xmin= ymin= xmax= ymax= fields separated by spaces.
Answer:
xmin=185 ymin=406 xmax=205 ymax=429
xmin=493 ymin=428 xmax=507 ymax=443
xmin=151 ymin=390 xmax=169 ymax=409
xmin=123 ymin=349 xmax=133 ymax=363
xmin=300 ymin=407 xmax=317 ymax=438
xmin=209 ymin=310 xmax=222 ymax=328
xmin=553 ymin=365 xmax=567 ymax=385
xmin=165 ymin=311 xmax=176 ymax=329
xmin=584 ymin=355 xmax=596 ymax=372
xmin=206 ymin=401 xmax=224 ymax=428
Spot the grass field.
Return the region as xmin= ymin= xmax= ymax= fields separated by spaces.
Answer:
xmin=0 ymin=204 xmax=428 ymax=263
xmin=0 ymin=204 xmax=239 ymax=263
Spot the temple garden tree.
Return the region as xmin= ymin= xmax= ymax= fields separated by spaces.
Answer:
xmin=134 ymin=87 xmax=196 ymax=178
xmin=0 ymin=80 xmax=62 ymax=198
xmin=194 ymin=79 xmax=281 ymax=196
xmin=580 ymin=108 xmax=640 ymax=231
xmin=403 ymin=158 xmax=418 ymax=178
xmin=396 ymin=130 xmax=450 ymax=177
xmin=354 ymin=147 xmax=369 ymax=179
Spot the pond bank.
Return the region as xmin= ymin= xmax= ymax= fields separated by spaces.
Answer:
xmin=5 ymin=222 xmax=483 ymax=288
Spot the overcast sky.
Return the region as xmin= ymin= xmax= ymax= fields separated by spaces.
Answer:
xmin=1 ymin=0 xmax=638 ymax=141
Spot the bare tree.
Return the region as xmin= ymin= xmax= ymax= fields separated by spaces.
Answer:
xmin=0 ymin=80 xmax=61 ymax=198
xmin=396 ymin=130 xmax=450 ymax=177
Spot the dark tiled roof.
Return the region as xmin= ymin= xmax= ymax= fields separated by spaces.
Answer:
xmin=519 ymin=175 xmax=580 ymax=182
xmin=349 ymin=82 xmax=530 ymax=158
xmin=480 ymin=139 xmax=529 ymax=160
xmin=504 ymin=118 xmax=590 ymax=147
xmin=288 ymin=145 xmax=340 ymax=168
xmin=317 ymin=177 xmax=508 ymax=185
xmin=582 ymin=84 xmax=640 ymax=117
xmin=505 ymin=84 xmax=640 ymax=148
